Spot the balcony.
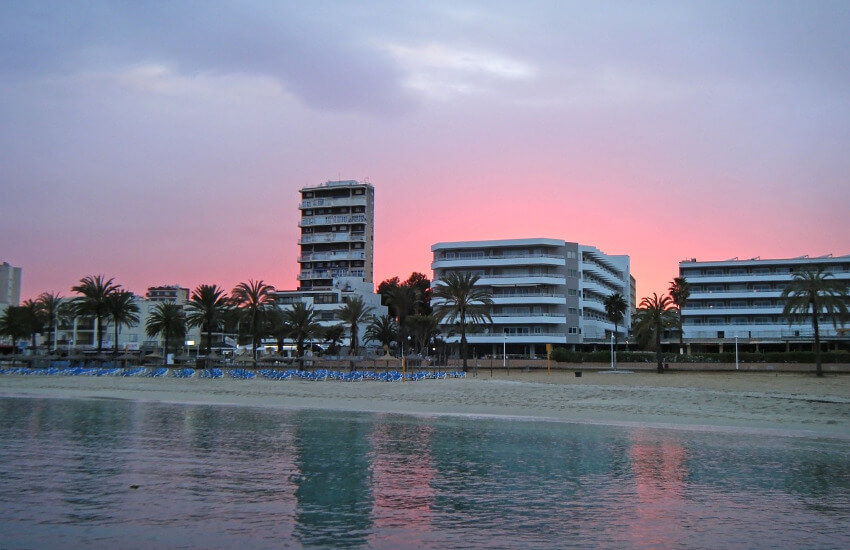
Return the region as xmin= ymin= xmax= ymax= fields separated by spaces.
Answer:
xmin=299 ymin=214 xmax=368 ymax=227
xmin=491 ymin=294 xmax=565 ymax=305
xmin=432 ymin=254 xmax=565 ymax=269
xmin=299 ymin=196 xmax=368 ymax=209
xmin=298 ymin=232 xmax=367 ymax=244
xmin=299 ymin=251 xmax=366 ymax=262
xmin=476 ymin=274 xmax=563 ymax=286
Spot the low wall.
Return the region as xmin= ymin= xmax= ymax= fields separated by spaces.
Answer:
xmin=448 ymin=358 xmax=850 ymax=374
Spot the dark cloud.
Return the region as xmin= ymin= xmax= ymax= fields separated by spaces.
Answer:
xmin=1 ymin=1 xmax=417 ymax=114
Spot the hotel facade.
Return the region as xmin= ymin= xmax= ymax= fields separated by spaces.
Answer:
xmin=296 ymin=180 xmax=375 ymax=291
xmin=431 ymin=238 xmax=633 ymax=356
xmin=679 ymin=255 xmax=850 ymax=349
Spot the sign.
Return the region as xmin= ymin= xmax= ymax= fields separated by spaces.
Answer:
xmin=224 ymin=336 xmax=237 ymax=347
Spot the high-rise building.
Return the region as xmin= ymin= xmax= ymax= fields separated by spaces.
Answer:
xmin=431 ymin=238 xmax=632 ymax=356
xmin=275 ymin=180 xmax=385 ymax=354
xmin=0 ymin=261 xmax=22 ymax=310
xmin=679 ymin=255 xmax=850 ymax=347
xmin=297 ymin=180 xmax=375 ymax=291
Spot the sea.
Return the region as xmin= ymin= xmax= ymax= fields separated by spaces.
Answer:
xmin=0 ymin=396 xmax=848 ymax=549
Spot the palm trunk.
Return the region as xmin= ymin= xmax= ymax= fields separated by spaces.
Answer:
xmin=113 ymin=323 xmax=119 ymax=360
xmin=656 ymin=324 xmax=663 ymax=373
xmin=206 ymin=324 xmax=213 ymax=355
xmin=811 ymin=299 xmax=823 ymax=377
xmin=460 ymin=310 xmax=468 ymax=372
xmin=96 ymin=315 xmax=104 ymax=355
xmin=163 ymin=328 xmax=170 ymax=367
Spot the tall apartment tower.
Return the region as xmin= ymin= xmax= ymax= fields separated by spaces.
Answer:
xmin=297 ymin=180 xmax=375 ymax=291
xmin=0 ymin=262 xmax=22 ymax=308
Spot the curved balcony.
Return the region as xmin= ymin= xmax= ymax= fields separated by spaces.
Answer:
xmin=432 ymin=255 xmax=565 ymax=270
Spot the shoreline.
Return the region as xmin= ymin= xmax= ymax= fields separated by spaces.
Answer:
xmin=1 ymin=371 xmax=848 ymax=439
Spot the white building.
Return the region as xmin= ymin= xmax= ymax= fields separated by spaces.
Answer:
xmin=297 ymin=180 xmax=375 ymax=291
xmin=55 ymin=295 xmax=201 ymax=356
xmin=679 ymin=255 xmax=850 ymax=348
xmin=431 ymin=238 xmax=633 ymax=356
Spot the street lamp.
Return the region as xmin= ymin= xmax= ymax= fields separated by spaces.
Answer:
xmin=610 ymin=332 xmax=615 ymax=371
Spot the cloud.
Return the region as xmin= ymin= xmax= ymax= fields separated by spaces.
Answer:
xmin=381 ymin=42 xmax=535 ymax=99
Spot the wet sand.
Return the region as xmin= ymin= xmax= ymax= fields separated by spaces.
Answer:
xmin=1 ymin=370 xmax=848 ymax=438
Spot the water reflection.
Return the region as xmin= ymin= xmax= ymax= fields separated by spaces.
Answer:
xmin=291 ymin=410 xmax=373 ymax=548
xmin=0 ymin=398 xmax=848 ymax=549
xmin=367 ymin=416 xmax=435 ymax=547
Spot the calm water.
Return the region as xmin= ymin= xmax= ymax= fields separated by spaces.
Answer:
xmin=0 ymin=397 xmax=848 ymax=549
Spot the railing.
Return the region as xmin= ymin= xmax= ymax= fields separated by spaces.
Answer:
xmin=492 ymin=293 xmax=565 ymax=299
xmin=299 ymin=196 xmax=367 ymax=209
xmin=437 ymin=253 xmax=564 ymax=261
xmin=477 ymin=273 xmax=562 ymax=279
xmin=299 ymin=214 xmax=367 ymax=227
xmin=299 ymin=251 xmax=366 ymax=262
xmin=298 ymin=233 xmax=366 ymax=244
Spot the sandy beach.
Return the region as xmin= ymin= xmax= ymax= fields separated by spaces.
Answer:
xmin=1 ymin=370 xmax=848 ymax=439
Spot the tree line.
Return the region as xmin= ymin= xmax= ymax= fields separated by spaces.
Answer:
xmin=1 ymin=267 xmax=845 ymax=375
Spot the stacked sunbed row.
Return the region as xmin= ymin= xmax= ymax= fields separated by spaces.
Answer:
xmin=0 ymin=366 xmax=466 ymax=381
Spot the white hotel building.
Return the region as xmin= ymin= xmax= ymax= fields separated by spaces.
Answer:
xmin=431 ymin=239 xmax=633 ymax=356
xmin=679 ymin=255 xmax=850 ymax=349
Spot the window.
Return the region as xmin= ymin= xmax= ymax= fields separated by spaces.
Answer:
xmin=568 ymin=289 xmax=578 ymax=296
xmin=568 ymin=327 xmax=578 ymax=334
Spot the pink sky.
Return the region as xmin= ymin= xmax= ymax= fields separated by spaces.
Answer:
xmin=2 ymin=2 xmax=848 ymax=302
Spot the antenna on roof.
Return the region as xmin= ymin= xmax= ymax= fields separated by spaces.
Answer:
xmin=725 ymin=257 xmax=738 ymax=261
xmin=814 ymin=254 xmax=833 ymax=258
xmin=748 ymin=256 xmax=760 ymax=261
xmin=793 ymin=255 xmax=809 ymax=259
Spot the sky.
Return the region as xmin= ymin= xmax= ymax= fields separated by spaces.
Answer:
xmin=2 ymin=0 xmax=849 ymax=302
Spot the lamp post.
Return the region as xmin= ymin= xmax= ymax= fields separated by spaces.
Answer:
xmin=610 ymin=332 xmax=615 ymax=371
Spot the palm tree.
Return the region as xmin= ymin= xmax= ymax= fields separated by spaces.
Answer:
xmin=322 ymin=324 xmax=346 ymax=356
xmin=407 ymin=313 xmax=439 ymax=356
xmin=386 ymin=284 xmax=417 ymax=354
xmin=432 ymin=271 xmax=493 ymax=372
xmin=0 ymin=306 xmax=37 ymax=361
xmin=633 ymin=293 xmax=678 ymax=373
xmin=231 ymin=279 xmax=276 ymax=360
xmin=145 ymin=302 xmax=186 ymax=366
xmin=105 ymin=291 xmax=140 ymax=359
xmin=21 ymin=299 xmax=44 ymax=352
xmin=337 ymin=295 xmax=374 ymax=356
xmin=669 ymin=277 xmax=691 ymax=350
xmin=603 ymin=293 xmax=627 ymax=368
xmin=365 ymin=314 xmax=398 ymax=354
xmin=186 ymin=284 xmax=230 ymax=355
xmin=71 ymin=275 xmax=120 ymax=354
xmin=781 ymin=266 xmax=849 ymax=377
xmin=35 ymin=291 xmax=67 ymax=354
xmin=280 ymin=302 xmax=322 ymax=358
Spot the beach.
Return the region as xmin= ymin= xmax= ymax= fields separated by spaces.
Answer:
xmin=1 ymin=370 xmax=848 ymax=439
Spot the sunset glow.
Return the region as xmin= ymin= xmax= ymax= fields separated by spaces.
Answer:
xmin=2 ymin=2 xmax=848 ymax=301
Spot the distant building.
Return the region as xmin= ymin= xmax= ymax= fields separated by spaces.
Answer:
xmin=0 ymin=261 xmax=22 ymax=310
xmin=146 ymin=285 xmax=189 ymax=303
xmin=297 ymin=180 xmax=375 ymax=290
xmin=679 ymin=255 xmax=850 ymax=349
xmin=431 ymin=238 xmax=633 ymax=356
